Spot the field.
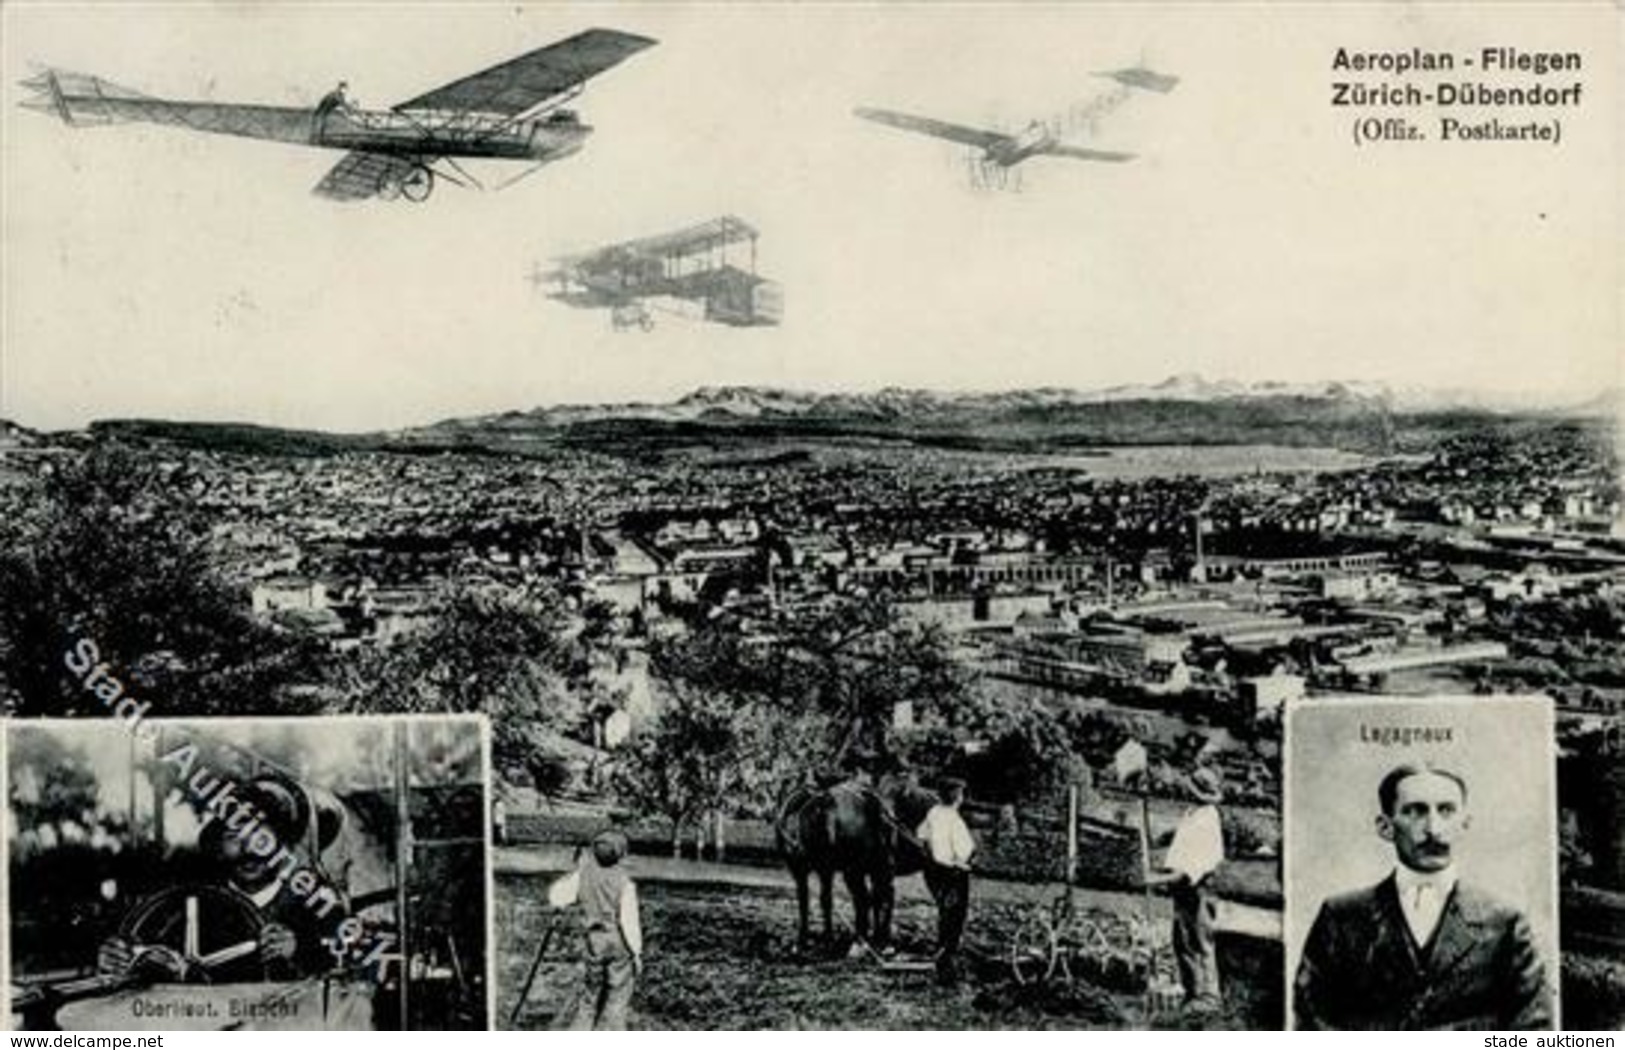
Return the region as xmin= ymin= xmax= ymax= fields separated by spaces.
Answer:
xmin=496 ymin=858 xmax=1283 ymax=1030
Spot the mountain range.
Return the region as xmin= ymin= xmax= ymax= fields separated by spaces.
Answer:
xmin=1 ymin=375 xmax=1611 ymax=460
xmin=423 ymin=375 xmax=1391 ymax=430
xmin=406 ymin=374 xmax=1608 ymax=435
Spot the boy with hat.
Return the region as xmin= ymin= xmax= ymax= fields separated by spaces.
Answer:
xmin=548 ymin=829 xmax=643 ymax=1029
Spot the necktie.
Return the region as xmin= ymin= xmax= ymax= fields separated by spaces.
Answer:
xmin=1409 ymin=883 xmax=1436 ymax=947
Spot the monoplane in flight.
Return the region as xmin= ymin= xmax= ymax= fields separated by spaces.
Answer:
xmin=21 ymin=28 xmax=656 ymax=202
xmin=855 ymin=63 xmax=1176 ymax=190
xmin=1094 ymin=65 xmax=1181 ymax=94
xmin=855 ymin=109 xmax=1134 ymax=183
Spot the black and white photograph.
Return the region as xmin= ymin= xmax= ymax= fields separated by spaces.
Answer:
xmin=7 ymin=717 xmax=489 ymax=1030
xmin=1559 ymin=710 xmax=1625 ymax=1029
xmin=1284 ymin=695 xmax=1559 ymax=1030
xmin=1 ymin=0 xmax=1620 ymax=1032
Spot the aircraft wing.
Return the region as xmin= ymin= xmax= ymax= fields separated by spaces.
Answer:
xmin=854 ymin=107 xmax=1007 ymax=151
xmin=312 ymin=150 xmax=419 ymax=201
xmin=1040 ymin=143 xmax=1136 ymax=163
xmin=395 ymin=28 xmax=657 ymax=116
xmin=562 ymin=216 xmax=760 ymax=268
xmin=1097 ymin=67 xmax=1180 ymax=94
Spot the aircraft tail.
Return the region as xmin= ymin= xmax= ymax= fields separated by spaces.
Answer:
xmin=19 ymin=68 xmax=151 ymax=126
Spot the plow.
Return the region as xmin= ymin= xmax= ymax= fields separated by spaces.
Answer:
xmin=1007 ymin=893 xmax=1172 ymax=994
xmin=1002 ymin=783 xmax=1187 ymax=1017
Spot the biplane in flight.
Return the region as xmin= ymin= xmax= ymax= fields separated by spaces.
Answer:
xmin=547 ymin=215 xmax=782 ymax=331
xmin=20 ymin=28 xmax=656 ymax=202
xmin=854 ymin=64 xmax=1177 ymax=190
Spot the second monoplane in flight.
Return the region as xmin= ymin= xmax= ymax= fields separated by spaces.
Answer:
xmin=855 ymin=64 xmax=1178 ymax=190
xmin=21 ymin=28 xmax=656 ymax=202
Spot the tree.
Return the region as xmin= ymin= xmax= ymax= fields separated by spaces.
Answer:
xmin=750 ymin=597 xmax=979 ymax=769
xmin=630 ymin=599 xmax=1071 ymax=816
xmin=9 ymin=727 xmax=100 ymax=835
xmin=0 ymin=445 xmax=324 ymax=717
xmin=331 ymin=581 xmax=583 ymax=785
xmin=793 ymin=604 xmax=1077 ymax=804
xmin=610 ymin=686 xmax=767 ymax=857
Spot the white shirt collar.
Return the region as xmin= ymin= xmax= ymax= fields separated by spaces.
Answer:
xmin=1392 ymin=862 xmax=1457 ymax=947
xmin=1393 ymin=862 xmax=1458 ymax=898
xmin=244 ymin=872 xmax=288 ymax=910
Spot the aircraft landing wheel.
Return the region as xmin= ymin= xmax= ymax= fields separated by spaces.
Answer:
xmin=376 ymin=174 xmax=403 ymax=202
xmin=400 ymin=165 xmax=434 ymax=203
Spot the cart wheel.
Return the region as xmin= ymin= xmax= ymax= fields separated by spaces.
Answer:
xmin=1072 ymin=917 xmax=1111 ymax=956
xmin=1009 ymin=909 xmax=1058 ymax=986
xmin=1055 ymin=916 xmax=1097 ymax=984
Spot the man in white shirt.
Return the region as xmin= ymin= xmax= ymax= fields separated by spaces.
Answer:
xmin=1147 ymin=765 xmax=1226 ymax=1012
xmin=916 ymin=778 xmax=975 ymax=986
xmin=1293 ymin=764 xmax=1551 ymax=1029
xmin=548 ymin=829 xmax=643 ymax=1030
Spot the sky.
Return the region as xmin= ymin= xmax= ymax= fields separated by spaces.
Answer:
xmin=2 ymin=2 xmax=1619 ymax=431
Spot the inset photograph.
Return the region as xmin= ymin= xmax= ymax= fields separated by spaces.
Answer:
xmin=1558 ymin=710 xmax=1625 ymax=1029
xmin=1284 ymin=695 xmax=1558 ymax=1030
xmin=7 ymin=716 xmax=489 ymax=1031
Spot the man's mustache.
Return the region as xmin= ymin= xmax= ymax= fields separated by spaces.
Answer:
xmin=1415 ymin=839 xmax=1451 ymax=854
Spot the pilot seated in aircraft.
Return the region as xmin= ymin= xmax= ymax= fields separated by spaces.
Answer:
xmin=313 ymin=81 xmax=353 ymax=141
xmin=96 ymin=778 xmax=346 ymax=984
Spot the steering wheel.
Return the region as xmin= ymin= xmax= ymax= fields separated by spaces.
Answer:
xmin=115 ymin=883 xmax=270 ymax=984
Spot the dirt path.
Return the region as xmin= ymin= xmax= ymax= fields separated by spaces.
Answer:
xmin=493 ymin=845 xmax=1280 ymax=940
xmin=495 ymin=861 xmax=1285 ymax=1029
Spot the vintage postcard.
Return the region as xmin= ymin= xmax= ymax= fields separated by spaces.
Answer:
xmin=1 ymin=1 xmax=1619 ymax=1032
xmin=7 ymin=716 xmax=489 ymax=1030
xmin=1284 ymin=695 xmax=1559 ymax=1030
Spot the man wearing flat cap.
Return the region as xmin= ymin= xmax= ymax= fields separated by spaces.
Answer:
xmin=548 ymin=828 xmax=643 ymax=1030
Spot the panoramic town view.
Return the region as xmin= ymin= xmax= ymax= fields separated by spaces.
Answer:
xmin=2 ymin=381 xmax=1619 ymax=1028
xmin=4 ymin=0 xmax=1619 ymax=1034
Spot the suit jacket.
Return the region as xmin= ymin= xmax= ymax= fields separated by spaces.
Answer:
xmin=1293 ymin=874 xmax=1552 ymax=1030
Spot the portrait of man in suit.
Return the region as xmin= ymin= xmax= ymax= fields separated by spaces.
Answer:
xmin=1292 ymin=762 xmax=1554 ymax=1030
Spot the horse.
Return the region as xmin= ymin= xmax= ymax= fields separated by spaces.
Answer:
xmin=773 ymin=775 xmax=939 ymax=952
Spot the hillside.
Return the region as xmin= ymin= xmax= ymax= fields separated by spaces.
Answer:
xmin=0 ymin=420 xmax=42 ymax=449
